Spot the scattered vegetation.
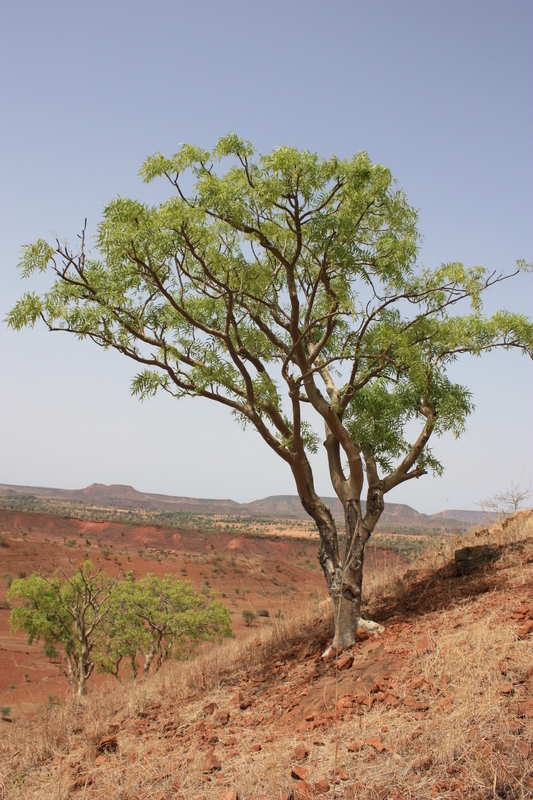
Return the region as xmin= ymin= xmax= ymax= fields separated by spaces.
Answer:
xmin=8 ymin=561 xmax=233 ymax=695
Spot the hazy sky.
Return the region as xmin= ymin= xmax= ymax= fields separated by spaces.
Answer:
xmin=1 ymin=1 xmax=532 ymax=514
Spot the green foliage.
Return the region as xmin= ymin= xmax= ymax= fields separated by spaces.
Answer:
xmin=8 ymin=136 xmax=531 ymax=489
xmin=0 ymin=706 xmax=11 ymax=718
xmin=8 ymin=561 xmax=115 ymax=695
xmin=242 ymin=608 xmax=255 ymax=626
xmin=98 ymin=572 xmax=232 ymax=678
xmin=8 ymin=563 xmax=232 ymax=690
xmin=6 ymin=136 xmax=533 ymax=615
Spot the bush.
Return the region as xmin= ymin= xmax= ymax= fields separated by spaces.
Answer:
xmin=0 ymin=706 xmax=11 ymax=719
xmin=242 ymin=609 xmax=255 ymax=627
xmin=257 ymin=608 xmax=270 ymax=617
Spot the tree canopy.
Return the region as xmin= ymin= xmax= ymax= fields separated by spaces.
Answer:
xmin=8 ymin=562 xmax=232 ymax=693
xmin=8 ymin=134 xmax=533 ymax=649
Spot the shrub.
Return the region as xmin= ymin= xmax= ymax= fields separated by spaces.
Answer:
xmin=242 ymin=609 xmax=255 ymax=627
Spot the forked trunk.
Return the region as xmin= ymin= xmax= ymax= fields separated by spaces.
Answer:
xmin=322 ymin=494 xmax=385 ymax=655
xmin=297 ymin=464 xmax=385 ymax=654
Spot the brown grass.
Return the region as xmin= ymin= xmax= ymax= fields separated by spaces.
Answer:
xmin=1 ymin=511 xmax=532 ymax=800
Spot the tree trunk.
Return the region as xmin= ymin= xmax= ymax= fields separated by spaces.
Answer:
xmin=143 ymin=642 xmax=156 ymax=677
xmin=322 ymin=495 xmax=385 ymax=656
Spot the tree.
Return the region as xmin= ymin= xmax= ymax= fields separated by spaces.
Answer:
xmin=242 ymin=608 xmax=255 ymax=627
xmin=7 ymin=136 xmax=533 ymax=652
xmin=479 ymin=482 xmax=531 ymax=519
xmin=98 ymin=573 xmax=233 ymax=678
xmin=8 ymin=561 xmax=116 ymax=695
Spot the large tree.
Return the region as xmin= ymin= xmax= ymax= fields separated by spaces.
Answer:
xmin=8 ymin=136 xmax=532 ymax=651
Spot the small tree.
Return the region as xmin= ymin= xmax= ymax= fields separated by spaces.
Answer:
xmin=99 ymin=573 xmax=232 ymax=678
xmin=479 ymin=482 xmax=532 ymax=519
xmin=242 ymin=608 xmax=255 ymax=627
xmin=8 ymin=561 xmax=116 ymax=695
xmin=8 ymin=136 xmax=533 ymax=651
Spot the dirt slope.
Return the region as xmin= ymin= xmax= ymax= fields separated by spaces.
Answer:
xmin=1 ymin=511 xmax=531 ymax=799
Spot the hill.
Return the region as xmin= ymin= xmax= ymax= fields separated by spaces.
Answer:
xmin=0 ymin=482 xmax=497 ymax=533
xmin=1 ymin=510 xmax=531 ymax=799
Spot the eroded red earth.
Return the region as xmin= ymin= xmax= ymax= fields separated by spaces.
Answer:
xmin=0 ymin=509 xmax=404 ymax=716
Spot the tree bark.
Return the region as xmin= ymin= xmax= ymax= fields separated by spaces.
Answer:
xmin=322 ymin=497 xmax=384 ymax=655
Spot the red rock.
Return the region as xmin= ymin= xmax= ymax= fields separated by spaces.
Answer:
xmin=294 ymin=781 xmax=313 ymax=800
xmin=291 ymin=765 xmax=309 ymax=781
xmin=305 ymin=713 xmax=315 ymax=721
xmin=203 ymin=702 xmax=217 ymax=715
xmin=94 ymin=755 xmax=108 ymax=766
xmin=517 ymin=698 xmax=533 ymax=718
xmin=292 ymin=744 xmax=307 ymax=759
xmin=250 ymin=743 xmax=261 ymax=752
xmin=516 ymin=740 xmax=530 ymax=757
xmin=366 ymin=737 xmax=386 ymax=753
xmin=314 ymin=779 xmax=330 ymax=793
xmin=203 ymin=750 xmax=222 ymax=772
xmin=223 ymin=736 xmax=237 ymax=746
xmin=404 ymin=696 xmax=429 ymax=712
xmin=337 ymin=654 xmax=354 ymax=671
xmin=411 ymin=676 xmax=429 ymax=691
xmin=415 ymin=636 xmax=432 ymax=655
xmin=410 ymin=755 xmax=433 ymax=771
xmin=337 ymin=768 xmax=349 ymax=780
xmin=347 ymin=741 xmax=363 ymax=752
xmin=383 ymin=692 xmax=400 ymax=708
xmin=518 ymin=619 xmax=533 ymax=637
xmin=214 ymin=710 xmax=230 ymax=725
xmin=218 ymin=792 xmax=237 ymax=800
xmin=499 ymin=683 xmax=514 ymax=694
xmin=239 ymin=699 xmax=252 ymax=710
xmin=337 ymin=695 xmax=353 ymax=710
xmin=437 ymin=695 xmax=454 ymax=711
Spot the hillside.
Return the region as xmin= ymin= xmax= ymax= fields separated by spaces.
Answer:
xmin=0 ymin=482 xmax=497 ymax=533
xmin=1 ymin=511 xmax=531 ymax=799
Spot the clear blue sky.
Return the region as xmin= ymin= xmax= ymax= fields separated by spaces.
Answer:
xmin=1 ymin=1 xmax=532 ymax=513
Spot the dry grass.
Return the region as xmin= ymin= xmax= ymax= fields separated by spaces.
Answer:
xmin=1 ymin=511 xmax=532 ymax=800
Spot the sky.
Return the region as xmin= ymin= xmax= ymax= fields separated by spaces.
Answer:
xmin=1 ymin=0 xmax=532 ymax=514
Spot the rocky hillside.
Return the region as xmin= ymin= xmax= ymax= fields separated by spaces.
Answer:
xmin=1 ymin=511 xmax=531 ymax=799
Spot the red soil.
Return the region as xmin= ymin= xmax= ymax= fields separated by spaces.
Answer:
xmin=0 ymin=510 xmax=404 ymax=717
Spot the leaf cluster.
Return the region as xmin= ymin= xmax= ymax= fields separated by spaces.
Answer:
xmin=6 ymin=135 xmax=532 ymax=504
xmin=8 ymin=562 xmax=232 ymax=690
